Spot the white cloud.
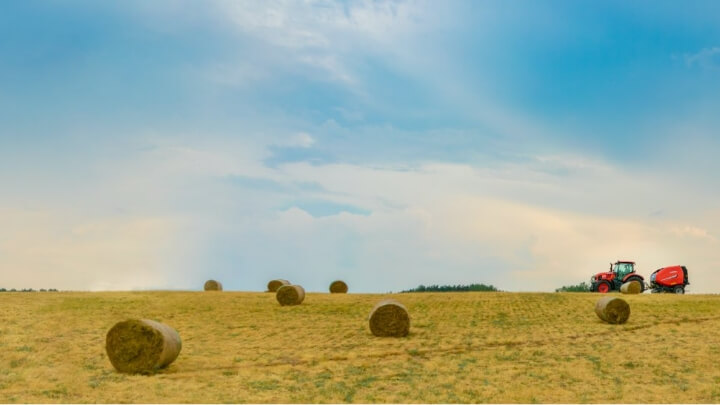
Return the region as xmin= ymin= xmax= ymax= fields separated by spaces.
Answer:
xmin=684 ymin=47 xmax=720 ymax=69
xmin=0 ymin=209 xmax=181 ymax=291
xmin=3 ymin=134 xmax=720 ymax=293
xmin=279 ymin=132 xmax=316 ymax=148
xmin=207 ymin=0 xmax=430 ymax=87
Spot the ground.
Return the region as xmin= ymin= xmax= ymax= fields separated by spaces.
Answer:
xmin=1 ymin=291 xmax=720 ymax=403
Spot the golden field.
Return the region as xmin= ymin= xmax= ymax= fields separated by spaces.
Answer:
xmin=2 ymin=291 xmax=720 ymax=403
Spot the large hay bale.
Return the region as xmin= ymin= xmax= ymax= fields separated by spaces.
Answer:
xmin=594 ymin=296 xmax=630 ymax=324
xmin=368 ymin=299 xmax=410 ymax=337
xmin=329 ymin=280 xmax=348 ymax=293
xmin=276 ymin=284 xmax=305 ymax=306
xmin=105 ymin=319 xmax=182 ymax=374
xmin=620 ymin=280 xmax=641 ymax=294
xmin=267 ymin=279 xmax=290 ymax=292
xmin=203 ymin=280 xmax=223 ymax=291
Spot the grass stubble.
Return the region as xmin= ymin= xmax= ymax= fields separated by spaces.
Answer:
xmin=1 ymin=291 xmax=720 ymax=403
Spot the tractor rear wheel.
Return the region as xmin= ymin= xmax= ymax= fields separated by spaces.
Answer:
xmin=673 ymin=285 xmax=685 ymax=294
xmin=597 ymin=281 xmax=611 ymax=293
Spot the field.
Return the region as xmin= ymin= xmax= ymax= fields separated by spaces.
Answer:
xmin=2 ymin=291 xmax=720 ymax=403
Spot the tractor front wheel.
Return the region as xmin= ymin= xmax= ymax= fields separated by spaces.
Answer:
xmin=673 ymin=285 xmax=685 ymax=294
xmin=597 ymin=281 xmax=611 ymax=293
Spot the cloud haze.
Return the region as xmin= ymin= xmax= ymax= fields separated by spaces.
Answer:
xmin=1 ymin=0 xmax=720 ymax=292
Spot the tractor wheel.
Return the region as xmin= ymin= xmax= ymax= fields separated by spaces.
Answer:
xmin=597 ymin=281 xmax=611 ymax=293
xmin=673 ymin=285 xmax=685 ymax=294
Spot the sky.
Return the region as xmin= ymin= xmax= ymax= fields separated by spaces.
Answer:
xmin=1 ymin=0 xmax=720 ymax=293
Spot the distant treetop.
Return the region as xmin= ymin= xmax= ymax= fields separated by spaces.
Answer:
xmin=555 ymin=282 xmax=590 ymax=292
xmin=401 ymin=283 xmax=498 ymax=293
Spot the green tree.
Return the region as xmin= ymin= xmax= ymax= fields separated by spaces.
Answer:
xmin=555 ymin=282 xmax=590 ymax=292
xmin=402 ymin=283 xmax=498 ymax=293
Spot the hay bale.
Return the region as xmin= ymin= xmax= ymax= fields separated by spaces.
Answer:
xmin=620 ymin=280 xmax=641 ymax=294
xmin=329 ymin=280 xmax=348 ymax=293
xmin=276 ymin=285 xmax=305 ymax=306
xmin=594 ymin=296 xmax=630 ymax=324
xmin=267 ymin=279 xmax=290 ymax=292
xmin=105 ymin=319 xmax=182 ymax=374
xmin=368 ymin=299 xmax=410 ymax=337
xmin=203 ymin=280 xmax=223 ymax=291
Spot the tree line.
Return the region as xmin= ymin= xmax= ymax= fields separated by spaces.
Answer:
xmin=401 ymin=283 xmax=499 ymax=293
xmin=0 ymin=288 xmax=59 ymax=292
xmin=554 ymin=282 xmax=590 ymax=292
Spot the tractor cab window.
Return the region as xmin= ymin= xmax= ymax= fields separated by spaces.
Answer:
xmin=614 ymin=263 xmax=633 ymax=277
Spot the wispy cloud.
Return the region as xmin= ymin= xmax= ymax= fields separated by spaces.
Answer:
xmin=210 ymin=0 xmax=429 ymax=87
xmin=683 ymin=46 xmax=720 ymax=69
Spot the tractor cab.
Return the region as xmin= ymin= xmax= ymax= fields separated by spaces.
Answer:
xmin=590 ymin=260 xmax=645 ymax=293
xmin=612 ymin=261 xmax=635 ymax=280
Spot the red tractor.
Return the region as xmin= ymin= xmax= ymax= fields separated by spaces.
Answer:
xmin=648 ymin=265 xmax=690 ymax=294
xmin=590 ymin=260 xmax=645 ymax=293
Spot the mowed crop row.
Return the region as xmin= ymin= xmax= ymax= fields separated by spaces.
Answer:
xmin=2 ymin=291 xmax=720 ymax=403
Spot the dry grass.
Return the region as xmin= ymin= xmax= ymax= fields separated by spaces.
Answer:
xmin=2 ymin=291 xmax=720 ymax=403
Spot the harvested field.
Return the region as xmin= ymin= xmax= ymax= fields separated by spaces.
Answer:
xmin=2 ymin=291 xmax=720 ymax=403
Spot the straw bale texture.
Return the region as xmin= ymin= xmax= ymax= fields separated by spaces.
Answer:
xmin=267 ymin=279 xmax=290 ymax=292
xmin=276 ymin=285 xmax=305 ymax=306
xmin=368 ymin=299 xmax=410 ymax=337
xmin=105 ymin=319 xmax=182 ymax=374
xmin=203 ymin=280 xmax=223 ymax=291
xmin=329 ymin=280 xmax=348 ymax=293
xmin=594 ymin=296 xmax=630 ymax=324
xmin=620 ymin=280 xmax=641 ymax=294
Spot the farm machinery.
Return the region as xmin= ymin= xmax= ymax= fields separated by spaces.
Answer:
xmin=648 ymin=265 xmax=690 ymax=294
xmin=589 ymin=261 xmax=690 ymax=294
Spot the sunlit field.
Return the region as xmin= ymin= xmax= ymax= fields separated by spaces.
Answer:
xmin=2 ymin=291 xmax=720 ymax=403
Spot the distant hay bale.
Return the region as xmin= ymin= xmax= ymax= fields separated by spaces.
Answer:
xmin=594 ymin=296 xmax=630 ymax=324
xmin=105 ymin=319 xmax=182 ymax=374
xmin=620 ymin=280 xmax=641 ymax=294
xmin=276 ymin=285 xmax=305 ymax=306
xmin=267 ymin=279 xmax=290 ymax=292
xmin=329 ymin=280 xmax=348 ymax=293
xmin=368 ymin=299 xmax=410 ymax=337
xmin=203 ymin=280 xmax=223 ymax=291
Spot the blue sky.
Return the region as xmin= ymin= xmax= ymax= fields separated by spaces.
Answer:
xmin=1 ymin=0 xmax=720 ymax=292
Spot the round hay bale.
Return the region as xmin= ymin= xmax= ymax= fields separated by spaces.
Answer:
xmin=203 ymin=280 xmax=223 ymax=291
xmin=276 ymin=285 xmax=305 ymax=306
xmin=594 ymin=296 xmax=630 ymax=324
xmin=267 ymin=279 xmax=290 ymax=292
xmin=329 ymin=280 xmax=348 ymax=293
xmin=368 ymin=299 xmax=410 ymax=337
xmin=620 ymin=280 xmax=641 ymax=294
xmin=105 ymin=319 xmax=182 ymax=374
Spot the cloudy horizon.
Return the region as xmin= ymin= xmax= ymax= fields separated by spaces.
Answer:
xmin=1 ymin=0 xmax=719 ymax=293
